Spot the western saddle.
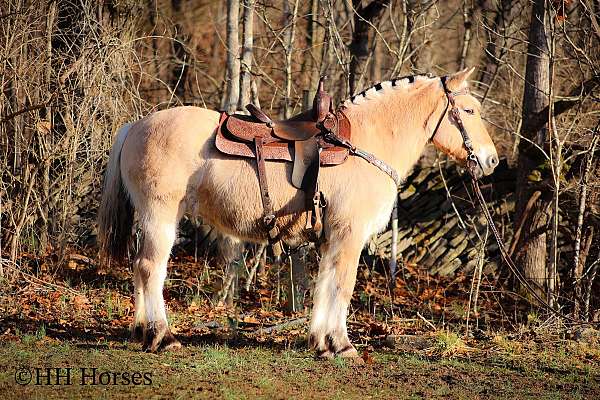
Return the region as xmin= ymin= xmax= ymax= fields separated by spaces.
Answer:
xmin=215 ymin=77 xmax=352 ymax=257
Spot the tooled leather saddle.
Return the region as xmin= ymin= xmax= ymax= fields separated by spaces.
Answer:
xmin=215 ymin=77 xmax=351 ymax=257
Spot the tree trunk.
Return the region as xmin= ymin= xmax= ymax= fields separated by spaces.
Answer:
xmin=574 ymin=135 xmax=598 ymax=317
xmin=514 ymin=0 xmax=551 ymax=302
xmin=238 ymin=0 xmax=255 ymax=110
xmin=146 ymin=0 xmax=162 ymax=104
xmin=171 ymin=0 xmax=189 ymax=103
xmin=458 ymin=1 xmax=473 ymax=70
xmin=211 ymin=2 xmax=226 ymax=105
xmin=371 ymin=34 xmax=382 ymax=83
xmin=308 ymin=0 xmax=325 ymax=93
xmin=225 ymin=0 xmax=241 ymax=113
xmin=39 ymin=1 xmax=57 ymax=255
xmin=282 ymin=0 xmax=299 ymax=118
xmin=349 ymin=0 xmax=389 ymax=94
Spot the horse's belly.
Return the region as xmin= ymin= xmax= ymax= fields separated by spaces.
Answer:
xmin=189 ymin=157 xmax=310 ymax=244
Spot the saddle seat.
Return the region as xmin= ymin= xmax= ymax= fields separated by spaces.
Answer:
xmin=233 ymin=107 xmax=322 ymax=142
xmin=242 ymin=83 xmax=333 ymax=141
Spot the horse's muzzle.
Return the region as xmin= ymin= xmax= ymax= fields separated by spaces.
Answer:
xmin=473 ymin=149 xmax=498 ymax=177
xmin=483 ymin=154 xmax=499 ymax=173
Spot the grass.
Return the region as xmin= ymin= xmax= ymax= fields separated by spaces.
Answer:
xmin=0 ymin=335 xmax=598 ymax=400
xmin=21 ymin=325 xmax=46 ymax=345
xmin=433 ymin=330 xmax=467 ymax=357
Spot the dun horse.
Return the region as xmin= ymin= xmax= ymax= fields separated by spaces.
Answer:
xmin=98 ymin=68 xmax=498 ymax=357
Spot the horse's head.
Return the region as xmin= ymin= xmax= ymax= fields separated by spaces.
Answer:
xmin=431 ymin=68 xmax=498 ymax=179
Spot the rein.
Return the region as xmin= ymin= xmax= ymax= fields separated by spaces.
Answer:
xmin=441 ymin=78 xmax=595 ymax=326
xmin=470 ymin=176 xmax=594 ymax=325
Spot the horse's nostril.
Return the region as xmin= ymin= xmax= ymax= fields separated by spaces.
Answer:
xmin=487 ymin=155 xmax=498 ymax=168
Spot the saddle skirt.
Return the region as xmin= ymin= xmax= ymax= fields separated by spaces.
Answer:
xmin=215 ymin=111 xmax=351 ymax=166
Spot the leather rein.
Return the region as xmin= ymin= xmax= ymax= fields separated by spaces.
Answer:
xmin=440 ymin=77 xmax=592 ymax=325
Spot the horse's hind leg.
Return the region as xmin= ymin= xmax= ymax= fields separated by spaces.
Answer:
xmin=131 ymin=262 xmax=146 ymax=341
xmin=309 ymin=234 xmax=363 ymax=359
xmin=135 ymin=202 xmax=183 ymax=352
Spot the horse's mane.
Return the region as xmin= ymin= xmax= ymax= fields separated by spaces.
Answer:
xmin=343 ymin=74 xmax=435 ymax=108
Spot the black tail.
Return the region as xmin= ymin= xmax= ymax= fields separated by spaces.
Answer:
xmin=97 ymin=123 xmax=134 ymax=264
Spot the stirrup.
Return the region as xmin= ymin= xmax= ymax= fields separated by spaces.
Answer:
xmin=305 ymin=191 xmax=326 ymax=242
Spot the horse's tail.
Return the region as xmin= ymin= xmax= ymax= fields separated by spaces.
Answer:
xmin=97 ymin=123 xmax=134 ymax=264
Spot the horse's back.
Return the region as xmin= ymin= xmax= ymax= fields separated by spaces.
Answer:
xmin=124 ymin=106 xmax=219 ymax=159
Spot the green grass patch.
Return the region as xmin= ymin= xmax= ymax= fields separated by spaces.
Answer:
xmin=0 ymin=339 xmax=597 ymax=399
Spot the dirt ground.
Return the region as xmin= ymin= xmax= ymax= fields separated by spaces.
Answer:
xmin=0 ymin=257 xmax=598 ymax=399
xmin=0 ymin=336 xmax=598 ymax=399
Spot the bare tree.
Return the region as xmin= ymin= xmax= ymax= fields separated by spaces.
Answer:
xmin=302 ymin=0 xmax=324 ymax=97
xmin=170 ymin=0 xmax=189 ymax=102
xmin=514 ymin=0 xmax=551 ymax=302
xmin=407 ymin=0 xmax=438 ymax=73
xmin=282 ymin=0 xmax=300 ymax=118
xmin=348 ymin=0 xmax=390 ymax=94
xmin=574 ymin=132 xmax=599 ymax=318
xmin=238 ymin=0 xmax=255 ymax=110
xmin=458 ymin=0 xmax=473 ymax=70
xmin=226 ymin=0 xmax=241 ymax=113
xmin=477 ymin=0 xmax=522 ymax=98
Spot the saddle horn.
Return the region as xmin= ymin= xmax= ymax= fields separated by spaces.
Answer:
xmin=313 ymin=75 xmax=332 ymax=122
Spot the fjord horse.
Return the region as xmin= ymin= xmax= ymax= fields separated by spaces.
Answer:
xmin=98 ymin=68 xmax=498 ymax=357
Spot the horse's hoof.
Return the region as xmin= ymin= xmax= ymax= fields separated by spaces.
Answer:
xmin=142 ymin=322 xmax=181 ymax=352
xmin=310 ymin=332 xmax=358 ymax=360
xmin=336 ymin=345 xmax=359 ymax=359
xmin=315 ymin=349 xmax=335 ymax=359
xmin=159 ymin=331 xmax=182 ymax=352
xmin=143 ymin=321 xmax=169 ymax=353
xmin=130 ymin=324 xmax=144 ymax=342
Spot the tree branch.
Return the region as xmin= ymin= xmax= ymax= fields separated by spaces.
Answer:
xmin=527 ymin=76 xmax=600 ymax=133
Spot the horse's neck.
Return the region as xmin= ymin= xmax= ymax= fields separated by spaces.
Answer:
xmin=343 ymin=84 xmax=440 ymax=179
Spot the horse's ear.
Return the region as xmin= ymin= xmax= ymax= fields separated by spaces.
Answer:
xmin=446 ymin=67 xmax=476 ymax=91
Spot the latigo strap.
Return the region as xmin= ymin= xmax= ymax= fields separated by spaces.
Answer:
xmin=254 ymin=136 xmax=283 ymax=258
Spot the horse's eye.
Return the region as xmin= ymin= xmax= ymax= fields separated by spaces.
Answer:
xmin=464 ymin=108 xmax=475 ymax=115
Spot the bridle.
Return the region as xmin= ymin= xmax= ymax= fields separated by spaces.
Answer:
xmin=435 ymin=76 xmax=482 ymax=179
xmin=436 ymin=77 xmax=595 ymax=326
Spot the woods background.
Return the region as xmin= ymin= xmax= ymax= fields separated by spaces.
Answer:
xmin=1 ymin=0 xmax=599 ymax=322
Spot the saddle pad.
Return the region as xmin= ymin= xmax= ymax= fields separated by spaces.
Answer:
xmin=215 ymin=113 xmax=350 ymax=166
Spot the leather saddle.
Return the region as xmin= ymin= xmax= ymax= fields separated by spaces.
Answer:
xmin=215 ymin=77 xmax=351 ymax=256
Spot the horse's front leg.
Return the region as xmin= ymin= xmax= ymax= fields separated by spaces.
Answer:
xmin=309 ymin=236 xmax=363 ymax=359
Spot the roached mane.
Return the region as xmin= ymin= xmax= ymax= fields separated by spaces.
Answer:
xmin=342 ymin=74 xmax=434 ymax=108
